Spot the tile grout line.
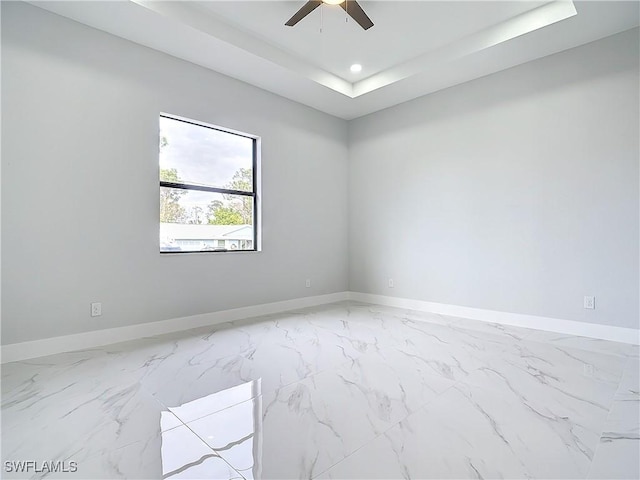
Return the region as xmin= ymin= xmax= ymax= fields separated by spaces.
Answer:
xmin=310 ymin=380 xmax=462 ymax=479
xmin=177 ymin=397 xmax=256 ymax=480
xmin=584 ymin=351 xmax=636 ymax=480
xmin=137 ymin=384 xmax=247 ymax=479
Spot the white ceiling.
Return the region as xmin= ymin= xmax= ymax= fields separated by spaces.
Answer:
xmin=28 ymin=1 xmax=640 ymax=120
xmin=197 ymin=1 xmax=548 ymax=81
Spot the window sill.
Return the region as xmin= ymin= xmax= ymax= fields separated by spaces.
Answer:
xmin=159 ymin=249 xmax=260 ymax=256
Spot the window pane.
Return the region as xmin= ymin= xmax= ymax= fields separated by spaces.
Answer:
xmin=159 ymin=116 xmax=253 ymax=192
xmin=160 ymin=187 xmax=254 ymax=253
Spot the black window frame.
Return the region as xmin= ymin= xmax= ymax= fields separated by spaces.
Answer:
xmin=159 ymin=114 xmax=259 ymax=254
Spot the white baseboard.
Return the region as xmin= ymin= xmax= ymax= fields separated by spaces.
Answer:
xmin=348 ymin=292 xmax=640 ymax=345
xmin=0 ymin=292 xmax=350 ymax=363
xmin=3 ymin=291 xmax=637 ymax=363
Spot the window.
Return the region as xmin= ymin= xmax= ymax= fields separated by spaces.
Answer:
xmin=159 ymin=114 xmax=259 ymax=253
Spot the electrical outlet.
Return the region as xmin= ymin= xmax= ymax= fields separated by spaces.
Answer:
xmin=91 ymin=302 xmax=102 ymax=317
xmin=388 ymin=278 xmax=394 ymax=288
xmin=583 ymin=296 xmax=595 ymax=309
xmin=583 ymin=364 xmax=594 ymax=377
xmin=305 ymin=279 xmax=311 ymax=288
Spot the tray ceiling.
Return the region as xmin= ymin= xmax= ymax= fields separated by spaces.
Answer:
xmin=28 ymin=1 xmax=640 ymax=119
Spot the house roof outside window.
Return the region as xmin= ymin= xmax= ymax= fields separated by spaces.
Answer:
xmin=160 ymin=223 xmax=252 ymax=242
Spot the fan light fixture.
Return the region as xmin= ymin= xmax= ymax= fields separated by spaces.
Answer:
xmin=285 ymin=0 xmax=373 ymax=30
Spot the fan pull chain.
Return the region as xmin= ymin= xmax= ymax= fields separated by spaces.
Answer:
xmin=345 ymin=0 xmax=348 ymax=22
xmin=320 ymin=3 xmax=323 ymax=33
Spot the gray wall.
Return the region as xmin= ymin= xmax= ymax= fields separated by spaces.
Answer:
xmin=1 ymin=2 xmax=349 ymax=344
xmin=349 ymin=28 xmax=639 ymax=329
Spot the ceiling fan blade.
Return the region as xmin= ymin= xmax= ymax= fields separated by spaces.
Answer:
xmin=340 ymin=0 xmax=374 ymax=30
xmin=285 ymin=1 xmax=322 ymax=26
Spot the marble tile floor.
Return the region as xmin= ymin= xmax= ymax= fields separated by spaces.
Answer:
xmin=1 ymin=301 xmax=638 ymax=479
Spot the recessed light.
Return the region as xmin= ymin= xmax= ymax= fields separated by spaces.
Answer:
xmin=350 ymin=64 xmax=362 ymax=73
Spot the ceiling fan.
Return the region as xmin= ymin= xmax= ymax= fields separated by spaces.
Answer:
xmin=285 ymin=0 xmax=374 ymax=31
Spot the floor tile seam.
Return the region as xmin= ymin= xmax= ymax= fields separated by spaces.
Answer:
xmin=371 ymin=315 xmax=490 ymax=342
xmin=370 ymin=339 xmax=508 ymax=387
xmin=1 ymin=377 xmax=166 ymax=448
xmin=372 ymin=344 xmax=508 ymax=377
xmin=252 ymin=354 xmax=361 ymax=402
xmin=161 ymin=421 xmax=185 ymax=434
xmin=309 ymin=381 xmax=460 ymax=479
xmin=613 ymin=380 xmax=640 ymax=400
xmin=440 ymin=365 xmax=515 ymax=399
xmin=264 ymin=346 xmax=370 ymax=394
xmin=621 ymin=354 xmax=640 ymax=375
xmin=613 ymin=391 xmax=640 ymax=403
xmin=141 ymin=381 xmax=256 ymax=430
xmin=350 ymin=314 xmax=515 ymax=346
xmin=520 ymin=337 xmax=633 ymax=359
xmin=356 ymin=306 xmax=535 ymax=342
xmin=390 ymin=318 xmax=526 ymax=353
xmin=446 ymin=363 xmax=615 ymax=414
xmin=392 ymin=379 xmax=461 ymax=425
xmin=366 ymin=339 xmax=403 ymax=356
xmin=170 ymin=389 xmax=265 ymax=428
xmin=516 ymin=326 xmax=542 ymax=342
xmin=585 ymin=423 xmax=612 ymax=480
xmin=159 ymin=405 xmax=247 ymax=476
xmin=0 ymin=364 xmax=134 ymax=402
xmin=367 ymin=303 xmax=630 ymax=356
xmin=624 ymin=351 xmax=640 ymax=362
xmin=613 ymin=354 xmax=640 ymax=400
xmin=499 ymin=339 xmax=630 ymax=381
xmin=217 ymin=308 xmax=356 ymax=336
xmin=178 ymin=407 xmax=249 ymax=480
xmin=65 ymin=379 xmax=183 ymax=463
xmin=74 ymin=434 xmax=154 ymax=466
xmin=568 ymin=343 xmax=632 ymax=360
xmin=569 ymin=370 xmax=622 ymax=480
xmin=137 ymin=380 xmax=178 ymax=415
xmin=137 ymin=381 xmax=234 ymax=436
xmin=430 ymin=371 xmax=608 ymax=480
xmin=605 ymin=358 xmax=633 ymax=403
xmin=435 ymin=322 xmax=532 ymax=346
xmin=138 ymin=342 xmax=366 ymax=425
xmin=381 ymin=332 xmax=512 ymax=367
